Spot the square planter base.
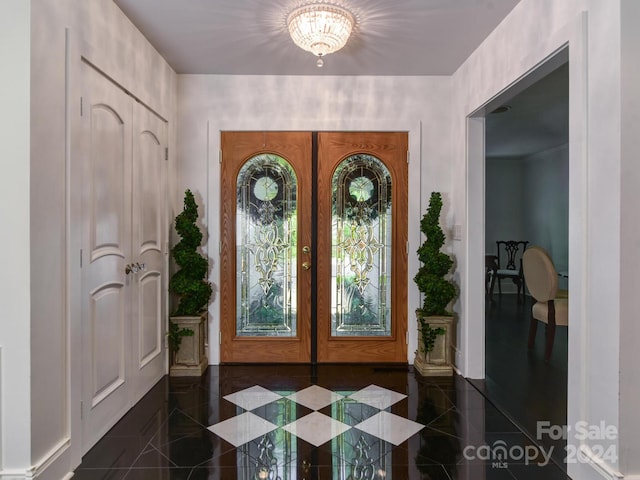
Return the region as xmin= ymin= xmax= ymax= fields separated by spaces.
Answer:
xmin=169 ymin=357 xmax=208 ymax=377
xmin=414 ymin=354 xmax=453 ymax=377
xmin=414 ymin=313 xmax=454 ymax=377
xmin=169 ymin=313 xmax=208 ymax=377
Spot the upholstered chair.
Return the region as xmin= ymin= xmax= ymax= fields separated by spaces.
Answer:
xmin=522 ymin=246 xmax=568 ymax=361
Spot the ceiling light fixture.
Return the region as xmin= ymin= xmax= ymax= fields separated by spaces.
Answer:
xmin=287 ymin=3 xmax=354 ymax=67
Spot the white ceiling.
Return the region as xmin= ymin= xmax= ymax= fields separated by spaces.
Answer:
xmin=113 ymin=0 xmax=522 ymax=76
xmin=113 ymin=0 xmax=567 ymax=158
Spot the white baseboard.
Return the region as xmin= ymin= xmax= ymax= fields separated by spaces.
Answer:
xmin=0 ymin=470 xmax=34 ymax=479
xmin=0 ymin=438 xmax=73 ymax=480
xmin=579 ymin=444 xmax=624 ymax=479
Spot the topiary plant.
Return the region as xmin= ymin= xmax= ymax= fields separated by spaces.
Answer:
xmin=414 ymin=192 xmax=457 ymax=352
xmin=169 ymin=190 xmax=212 ymax=316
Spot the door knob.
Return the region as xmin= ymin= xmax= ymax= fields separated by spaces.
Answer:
xmin=302 ymin=261 xmax=312 ymax=270
xmin=125 ymin=263 xmax=146 ymax=275
xmin=302 ymin=246 xmax=311 ymax=255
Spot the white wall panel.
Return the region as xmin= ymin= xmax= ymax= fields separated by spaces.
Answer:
xmin=485 ymin=144 xmax=570 ymax=292
xmin=27 ymin=0 xmax=177 ymax=477
xmin=522 ymin=144 xmax=570 ymax=276
xmin=452 ymin=0 xmax=630 ymax=478
xmin=29 ymin=1 xmax=75 ymax=478
xmin=16 ymin=0 xmax=639 ymax=477
xmin=177 ymin=74 xmax=453 ymax=365
xmin=619 ymin=0 xmax=640 ymax=474
xmin=485 ymin=157 xmax=527 ymax=250
xmin=0 ymin=0 xmax=31 ymax=473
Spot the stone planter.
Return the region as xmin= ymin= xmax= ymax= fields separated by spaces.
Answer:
xmin=414 ymin=313 xmax=454 ymax=377
xmin=169 ymin=312 xmax=208 ymax=376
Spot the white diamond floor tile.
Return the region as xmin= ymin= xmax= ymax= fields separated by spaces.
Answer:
xmin=348 ymin=384 xmax=407 ymax=410
xmin=286 ymin=385 xmax=344 ymax=411
xmin=210 ymin=385 xmax=423 ymax=449
xmin=354 ymin=411 xmax=424 ymax=446
xmin=281 ymin=412 xmax=351 ymax=446
xmin=223 ymin=385 xmax=283 ymax=411
xmin=207 ymin=412 xmax=278 ymax=447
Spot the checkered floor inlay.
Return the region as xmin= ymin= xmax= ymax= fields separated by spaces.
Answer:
xmin=207 ymin=384 xmax=424 ymax=448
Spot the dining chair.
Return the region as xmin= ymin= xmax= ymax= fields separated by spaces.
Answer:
xmin=485 ymin=254 xmax=498 ymax=299
xmin=490 ymin=240 xmax=528 ymax=303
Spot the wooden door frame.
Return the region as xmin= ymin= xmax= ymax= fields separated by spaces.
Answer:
xmin=219 ymin=131 xmax=408 ymax=364
xmin=220 ymin=131 xmax=313 ymax=363
xmin=316 ymin=132 xmax=408 ymax=363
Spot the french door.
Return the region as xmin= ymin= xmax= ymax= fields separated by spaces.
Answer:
xmin=220 ymin=131 xmax=407 ymax=363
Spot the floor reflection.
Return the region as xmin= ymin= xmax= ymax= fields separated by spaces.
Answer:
xmin=74 ymin=364 xmax=570 ymax=479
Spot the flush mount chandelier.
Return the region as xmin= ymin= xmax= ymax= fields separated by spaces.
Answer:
xmin=287 ymin=3 xmax=354 ymax=67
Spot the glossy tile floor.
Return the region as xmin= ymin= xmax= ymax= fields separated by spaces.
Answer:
xmin=478 ymin=293 xmax=568 ymax=469
xmin=74 ymin=364 xmax=570 ymax=479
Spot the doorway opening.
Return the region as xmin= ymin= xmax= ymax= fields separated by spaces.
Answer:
xmin=469 ymin=49 xmax=570 ymax=469
xmin=219 ymin=131 xmax=408 ymax=364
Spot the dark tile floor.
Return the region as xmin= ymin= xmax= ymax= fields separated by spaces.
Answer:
xmin=74 ymin=361 xmax=570 ymax=479
xmin=479 ymin=293 xmax=568 ymax=471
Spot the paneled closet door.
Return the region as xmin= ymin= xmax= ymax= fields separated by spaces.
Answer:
xmin=80 ymin=62 xmax=133 ymax=451
xmin=131 ymin=101 xmax=168 ymax=400
xmin=79 ymin=62 xmax=167 ymax=452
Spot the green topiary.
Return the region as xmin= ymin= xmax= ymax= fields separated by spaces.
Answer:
xmin=414 ymin=192 xmax=457 ymax=317
xmin=169 ymin=190 xmax=212 ymax=316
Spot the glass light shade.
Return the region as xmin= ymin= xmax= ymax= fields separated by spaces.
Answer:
xmin=287 ymin=4 xmax=354 ymax=57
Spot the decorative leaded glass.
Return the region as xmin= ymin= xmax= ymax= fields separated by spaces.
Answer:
xmin=233 ymin=391 xmax=392 ymax=480
xmin=331 ymin=397 xmax=392 ymax=479
xmin=235 ymin=393 xmax=298 ymax=480
xmin=236 ymin=154 xmax=297 ymax=337
xmin=331 ymin=154 xmax=392 ymax=337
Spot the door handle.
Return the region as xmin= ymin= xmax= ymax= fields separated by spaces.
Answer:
xmin=302 ymin=246 xmax=312 ymax=270
xmin=125 ymin=262 xmax=146 ymax=275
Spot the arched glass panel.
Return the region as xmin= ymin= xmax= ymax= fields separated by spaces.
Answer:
xmin=332 ymin=154 xmax=392 ymax=336
xmin=236 ymin=154 xmax=297 ymax=337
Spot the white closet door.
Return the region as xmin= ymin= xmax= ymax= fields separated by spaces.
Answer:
xmin=130 ymin=101 xmax=167 ymax=401
xmin=80 ymin=62 xmax=134 ymax=451
xmin=79 ymin=63 xmax=168 ymax=453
